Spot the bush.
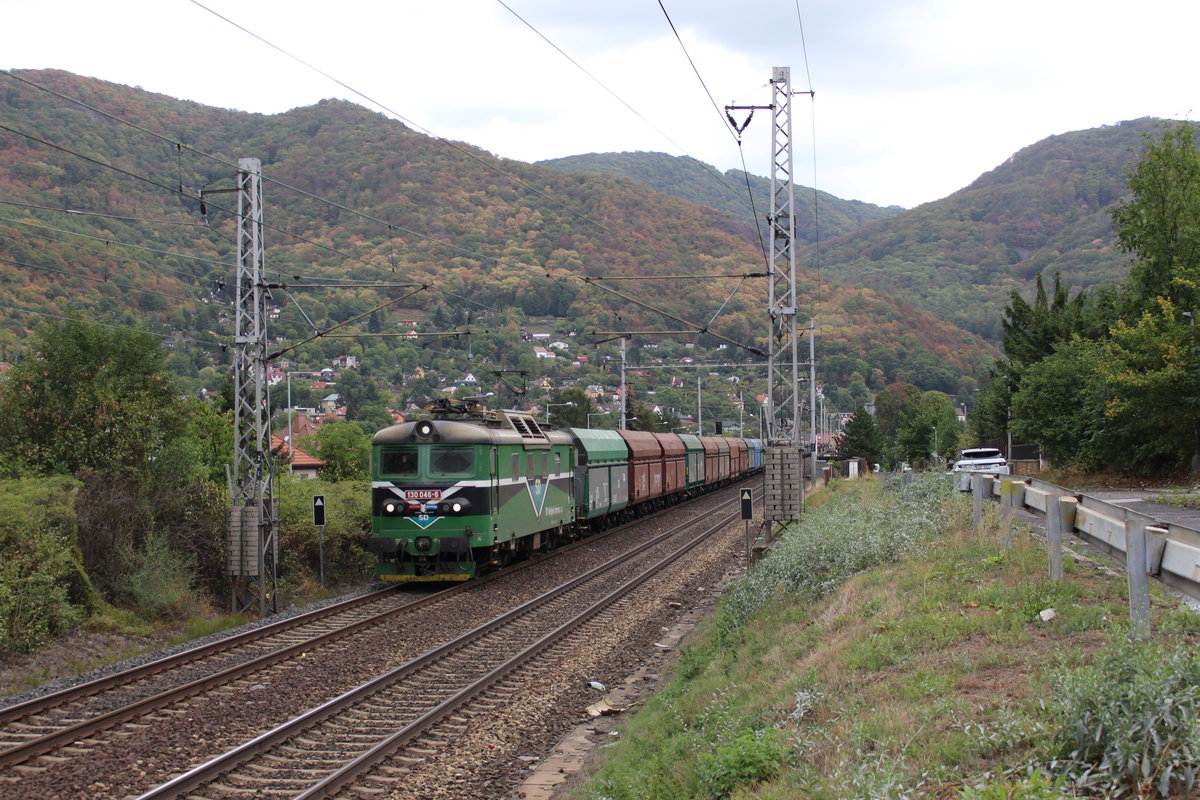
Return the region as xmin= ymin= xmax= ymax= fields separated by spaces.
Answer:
xmin=276 ymin=478 xmax=373 ymax=588
xmin=699 ymin=727 xmax=788 ymax=799
xmin=73 ymin=468 xmax=152 ymax=601
xmin=1049 ymin=640 xmax=1200 ymax=797
xmin=718 ymin=475 xmax=951 ymax=634
xmin=0 ymin=478 xmax=95 ymax=653
xmin=126 ymin=530 xmax=201 ymax=620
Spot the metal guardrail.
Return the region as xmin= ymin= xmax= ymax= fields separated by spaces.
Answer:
xmin=953 ymin=471 xmax=1200 ymax=633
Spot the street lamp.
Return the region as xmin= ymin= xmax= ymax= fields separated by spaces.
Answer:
xmin=932 ymin=425 xmax=938 ymax=464
xmin=587 ymin=411 xmax=609 ymax=428
xmin=546 ymin=401 xmax=574 ymax=424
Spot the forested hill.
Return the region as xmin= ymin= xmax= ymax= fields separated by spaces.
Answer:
xmin=537 ymin=151 xmax=901 ymax=244
xmin=0 ymin=68 xmax=996 ymax=400
xmin=803 ymin=118 xmax=1179 ymax=340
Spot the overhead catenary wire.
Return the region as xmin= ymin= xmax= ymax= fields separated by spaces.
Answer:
xmin=493 ymin=0 xmax=762 ymax=222
xmin=266 ymin=285 xmax=430 ymax=361
xmin=480 ymin=3 xmax=775 ymax=329
xmin=791 ymin=0 xmax=822 ymax=319
xmin=181 ymin=5 xmax=715 ymax=283
xmin=0 ymin=198 xmax=209 ymax=227
xmin=0 ymin=70 xmax=529 ymax=285
xmin=3 ymin=117 xmax=758 ymax=354
xmin=0 ymin=121 xmax=431 ymax=283
xmin=2 ymin=70 xmax=750 ymax=308
xmin=652 ymin=2 xmax=772 ymax=266
xmin=1 ymin=217 xmax=418 ymax=292
xmin=0 ymin=216 xmax=234 ymax=275
xmin=655 ymin=0 xmax=740 ymax=145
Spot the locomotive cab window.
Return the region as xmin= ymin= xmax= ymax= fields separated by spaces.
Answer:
xmin=380 ymin=447 xmax=419 ymax=477
xmin=429 ymin=447 xmax=475 ymax=477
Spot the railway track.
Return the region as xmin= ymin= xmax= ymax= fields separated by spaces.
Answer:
xmin=137 ymin=494 xmax=744 ymax=799
xmin=0 ymin=585 xmax=443 ymax=770
xmin=0 ymin=489 xmax=699 ymax=772
xmin=0 ymin=481 xmax=754 ymax=798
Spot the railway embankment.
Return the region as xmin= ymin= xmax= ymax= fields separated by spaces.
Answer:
xmin=553 ymin=474 xmax=1200 ymax=799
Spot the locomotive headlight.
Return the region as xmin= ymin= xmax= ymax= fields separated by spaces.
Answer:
xmin=415 ymin=421 xmax=434 ymax=439
xmin=436 ymin=499 xmax=468 ymax=514
xmin=383 ymin=501 xmax=399 ymax=514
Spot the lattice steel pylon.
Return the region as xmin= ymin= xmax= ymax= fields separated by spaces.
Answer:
xmin=227 ymin=157 xmax=278 ymax=615
xmin=763 ymin=67 xmax=806 ymax=525
xmin=765 ymin=67 xmax=800 ymax=448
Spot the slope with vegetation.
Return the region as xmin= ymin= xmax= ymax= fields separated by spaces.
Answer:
xmin=0 ymin=68 xmax=995 ymax=414
xmin=572 ymin=476 xmax=1200 ymax=799
xmin=803 ymin=118 xmax=1170 ymax=340
xmin=0 ymin=67 xmax=997 ymax=663
xmin=536 ymin=151 xmax=902 ymax=245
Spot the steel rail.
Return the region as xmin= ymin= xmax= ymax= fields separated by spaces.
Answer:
xmin=300 ymin=504 xmax=744 ymax=800
xmin=136 ymin=496 xmax=742 ymax=800
xmin=0 ymin=585 xmax=399 ymax=724
xmin=0 ymin=481 xmax=750 ymax=772
xmin=0 ymin=587 xmax=457 ymax=768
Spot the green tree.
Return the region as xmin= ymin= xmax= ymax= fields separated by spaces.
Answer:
xmin=303 ymin=422 xmax=371 ymax=481
xmin=0 ymin=317 xmax=231 ymax=611
xmin=974 ymin=274 xmax=1114 ymax=445
xmin=334 ymin=369 xmax=383 ymax=422
xmin=833 ymin=406 xmax=884 ymax=465
xmin=626 ymin=401 xmax=665 ymax=432
xmin=895 ymin=391 xmax=960 ymax=465
xmin=1112 ymin=122 xmax=1200 ymax=314
xmin=1010 ymin=337 xmax=1106 ymax=470
xmin=1098 ymin=298 xmax=1200 ymax=474
xmin=547 ymin=387 xmax=593 ymax=428
xmin=873 ymin=382 xmax=919 ymax=442
xmin=0 ymin=317 xmax=183 ymax=478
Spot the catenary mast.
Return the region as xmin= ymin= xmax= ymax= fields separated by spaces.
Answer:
xmin=226 ymin=157 xmax=278 ymax=615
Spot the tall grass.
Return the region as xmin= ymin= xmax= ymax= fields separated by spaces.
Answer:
xmin=718 ymin=475 xmax=952 ymax=635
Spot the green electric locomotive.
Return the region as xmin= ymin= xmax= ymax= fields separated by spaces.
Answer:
xmin=368 ymin=399 xmax=575 ymax=581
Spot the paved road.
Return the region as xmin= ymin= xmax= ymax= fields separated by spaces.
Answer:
xmin=1076 ymin=489 xmax=1200 ymax=531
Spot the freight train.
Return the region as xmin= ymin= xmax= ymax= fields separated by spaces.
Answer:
xmin=368 ymin=398 xmax=763 ymax=582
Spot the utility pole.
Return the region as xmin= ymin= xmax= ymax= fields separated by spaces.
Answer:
xmin=620 ymin=336 xmax=628 ymax=430
xmin=809 ymin=317 xmax=817 ymax=461
xmin=225 ymin=157 xmax=278 ymax=616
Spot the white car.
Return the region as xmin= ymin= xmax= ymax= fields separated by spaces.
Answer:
xmin=952 ymin=447 xmax=1010 ymax=474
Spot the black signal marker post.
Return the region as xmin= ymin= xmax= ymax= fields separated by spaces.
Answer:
xmin=313 ymin=495 xmax=326 ymax=587
xmin=741 ymin=488 xmax=753 ymax=565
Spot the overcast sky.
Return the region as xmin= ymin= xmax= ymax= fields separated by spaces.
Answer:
xmin=4 ymin=0 xmax=1197 ymax=208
